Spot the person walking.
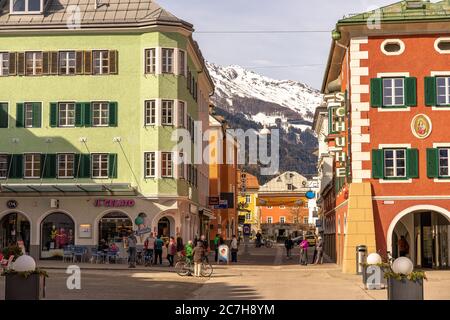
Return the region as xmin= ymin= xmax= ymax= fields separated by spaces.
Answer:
xmin=314 ymin=236 xmax=324 ymax=265
xmin=255 ymin=231 xmax=262 ymax=248
xmin=176 ymin=234 xmax=184 ymax=253
xmin=200 ymin=235 xmax=210 ymax=263
xmin=231 ymin=235 xmax=239 ymax=263
xmin=127 ymin=232 xmax=137 ymax=268
xmin=214 ymin=234 xmax=220 ymax=263
xmin=184 ymin=240 xmax=194 ymax=276
xmin=285 ymin=235 xmax=294 ymax=259
xmin=167 ymin=237 xmax=177 ymax=267
xmin=299 ymin=238 xmax=309 ymax=266
xmin=144 ymin=232 xmax=155 ymax=266
xmin=154 ymin=235 xmax=164 ymax=265
xmin=192 ymin=241 xmax=205 ymax=277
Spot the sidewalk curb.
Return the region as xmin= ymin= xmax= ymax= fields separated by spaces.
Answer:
xmin=38 ymin=265 xmax=177 ymax=273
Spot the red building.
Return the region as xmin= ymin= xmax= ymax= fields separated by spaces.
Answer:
xmin=320 ymin=0 xmax=450 ymax=273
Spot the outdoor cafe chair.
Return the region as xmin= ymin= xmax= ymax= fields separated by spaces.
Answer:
xmin=63 ymin=246 xmax=74 ymax=263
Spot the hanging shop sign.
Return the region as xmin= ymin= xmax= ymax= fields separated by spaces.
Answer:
xmin=94 ymin=199 xmax=135 ymax=208
xmin=411 ymin=114 xmax=432 ymax=140
xmin=6 ymin=200 xmax=18 ymax=209
xmin=305 ymin=191 xmax=316 ymax=200
xmin=208 ymin=197 xmax=220 ymax=206
xmin=327 ymin=92 xmax=348 ymax=178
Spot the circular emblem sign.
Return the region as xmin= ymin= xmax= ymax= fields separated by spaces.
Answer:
xmin=6 ymin=200 xmax=18 ymax=209
xmin=411 ymin=114 xmax=432 ymax=139
xmin=306 ymin=191 xmax=316 ymax=199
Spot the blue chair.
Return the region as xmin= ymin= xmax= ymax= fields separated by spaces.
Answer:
xmin=90 ymin=248 xmax=101 ymax=264
xmin=106 ymin=251 xmax=118 ymax=264
xmin=73 ymin=246 xmax=86 ymax=263
xmin=63 ymin=246 xmax=74 ymax=263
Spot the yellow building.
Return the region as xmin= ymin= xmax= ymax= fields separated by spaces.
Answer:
xmin=237 ymin=171 xmax=260 ymax=235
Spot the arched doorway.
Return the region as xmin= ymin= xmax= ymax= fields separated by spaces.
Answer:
xmin=158 ymin=217 xmax=175 ymax=239
xmin=389 ymin=208 xmax=450 ymax=269
xmin=0 ymin=213 xmax=30 ymax=253
xmin=98 ymin=212 xmax=132 ymax=245
xmin=41 ymin=212 xmax=75 ymax=259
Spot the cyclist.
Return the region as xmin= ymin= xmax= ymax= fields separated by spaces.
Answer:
xmin=185 ymin=240 xmax=194 ymax=264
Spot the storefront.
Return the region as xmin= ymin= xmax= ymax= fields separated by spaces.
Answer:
xmin=0 ymin=212 xmax=30 ymax=253
xmin=40 ymin=212 xmax=75 ymax=259
xmin=98 ymin=212 xmax=132 ymax=245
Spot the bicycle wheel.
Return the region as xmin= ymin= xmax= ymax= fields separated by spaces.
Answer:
xmin=201 ymin=262 xmax=213 ymax=278
xmin=176 ymin=261 xmax=190 ymax=276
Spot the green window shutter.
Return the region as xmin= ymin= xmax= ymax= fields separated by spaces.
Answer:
xmin=0 ymin=103 xmax=8 ymax=128
xmin=370 ymin=78 xmax=383 ymax=108
xmin=109 ymin=102 xmax=118 ymax=127
xmin=108 ymin=153 xmax=118 ymax=179
xmin=74 ymin=154 xmax=80 ymax=178
xmin=43 ymin=154 xmax=57 ymax=179
xmin=425 ymin=77 xmax=437 ymax=107
xmin=83 ymin=103 xmax=92 ymax=127
xmin=406 ymin=148 xmax=419 ymax=179
xmin=405 ymin=77 xmax=417 ymax=107
xmin=50 ymin=103 xmax=58 ymax=127
xmin=426 ymin=148 xmax=439 ymax=178
xmin=16 ymin=103 xmax=24 ymax=128
xmin=32 ymin=102 xmax=41 ymax=128
xmin=10 ymin=154 xmax=23 ymax=179
xmin=79 ymin=154 xmax=91 ymax=178
xmin=372 ymin=149 xmax=384 ymax=179
xmin=75 ymin=103 xmax=84 ymax=127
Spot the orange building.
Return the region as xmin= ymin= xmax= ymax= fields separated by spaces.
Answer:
xmin=320 ymin=1 xmax=450 ymax=273
xmin=258 ymin=172 xmax=313 ymax=240
xmin=208 ymin=111 xmax=238 ymax=244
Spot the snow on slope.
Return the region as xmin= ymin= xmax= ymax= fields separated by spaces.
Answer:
xmin=207 ymin=62 xmax=323 ymax=121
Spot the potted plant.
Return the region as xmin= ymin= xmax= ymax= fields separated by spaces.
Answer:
xmin=360 ymin=253 xmax=389 ymax=290
xmin=2 ymin=245 xmax=23 ymax=261
xmin=1 ymin=255 xmax=48 ymax=300
xmin=385 ymin=257 xmax=426 ymax=300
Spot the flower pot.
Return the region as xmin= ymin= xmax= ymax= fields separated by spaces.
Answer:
xmin=363 ymin=265 xmax=387 ymax=290
xmin=387 ymin=277 xmax=424 ymax=300
xmin=5 ymin=273 xmax=45 ymax=300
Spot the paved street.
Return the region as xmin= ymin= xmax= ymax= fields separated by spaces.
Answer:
xmin=1 ymin=244 xmax=450 ymax=300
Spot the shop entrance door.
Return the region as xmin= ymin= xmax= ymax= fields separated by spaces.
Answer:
xmin=0 ymin=213 xmax=30 ymax=253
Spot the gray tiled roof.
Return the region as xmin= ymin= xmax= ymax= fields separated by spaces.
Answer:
xmin=0 ymin=0 xmax=192 ymax=29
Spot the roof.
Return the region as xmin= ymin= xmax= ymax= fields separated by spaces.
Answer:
xmin=259 ymin=171 xmax=309 ymax=193
xmin=338 ymin=1 xmax=450 ymax=25
xmin=0 ymin=0 xmax=193 ymax=30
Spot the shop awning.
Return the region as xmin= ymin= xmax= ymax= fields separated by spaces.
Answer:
xmin=200 ymin=208 xmax=216 ymax=219
xmin=0 ymin=183 xmax=136 ymax=194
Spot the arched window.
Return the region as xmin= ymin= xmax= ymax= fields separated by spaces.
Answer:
xmin=98 ymin=212 xmax=132 ymax=244
xmin=381 ymin=39 xmax=405 ymax=56
xmin=41 ymin=212 xmax=74 ymax=259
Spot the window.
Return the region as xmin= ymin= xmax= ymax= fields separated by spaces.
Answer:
xmin=144 ymin=152 xmax=156 ymax=178
xmin=92 ymin=154 xmax=109 ymax=179
xmin=0 ymin=53 xmax=9 ymax=76
xmin=280 ymin=205 xmax=286 ymax=209
xmin=161 ymin=152 xmax=173 ymax=177
xmin=11 ymin=0 xmax=42 ymax=13
xmin=384 ymin=149 xmax=406 ymax=178
xmin=162 ymin=100 xmax=173 ymax=125
xmin=92 ymin=102 xmax=109 ymax=126
xmin=383 ymin=78 xmax=404 ymax=107
xmin=267 ymin=206 xmax=273 ymax=209
xmin=162 ymin=49 xmax=174 ymax=74
xmin=0 ymin=154 xmax=8 ymax=179
xmin=436 ymin=77 xmax=450 ymax=106
xmin=304 ymin=217 xmax=309 ymax=224
xmin=179 ymin=50 xmax=186 ymax=76
xmin=58 ymin=154 xmax=74 ymax=178
xmin=0 ymin=103 xmax=8 ymax=128
xmin=24 ymin=153 xmax=41 ymax=179
xmin=294 ymin=217 xmax=299 ymax=224
xmin=381 ymin=39 xmax=405 ymax=56
xmin=435 ymin=38 xmax=450 ymax=54
xmin=245 ymin=195 xmax=251 ymax=204
xmin=267 ymin=217 xmax=273 ymax=224
xmin=24 ymin=103 xmax=34 ymax=128
xmin=245 ymin=213 xmax=251 ymax=221
xmin=145 ymin=100 xmax=156 ymax=126
xmin=178 ymin=153 xmax=185 ymax=179
xmin=58 ymin=103 xmax=75 ymax=127
xmin=25 ymin=52 xmax=43 ymax=76
xmin=93 ymin=51 xmax=109 ymax=75
xmin=287 ymin=184 xmax=294 ymax=191
xmin=59 ymin=51 xmax=76 ymax=75
xmin=280 ymin=217 xmax=286 ymax=224
xmin=145 ymin=49 xmax=156 ymax=74
xmin=178 ymin=101 xmax=185 ymax=127
xmin=439 ymin=148 xmax=450 ymax=177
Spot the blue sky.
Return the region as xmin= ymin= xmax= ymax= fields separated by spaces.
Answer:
xmin=157 ymin=0 xmax=396 ymax=89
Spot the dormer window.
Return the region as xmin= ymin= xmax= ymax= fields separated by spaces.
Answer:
xmin=11 ymin=0 xmax=43 ymax=14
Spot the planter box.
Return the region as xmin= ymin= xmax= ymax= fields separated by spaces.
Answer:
xmin=387 ymin=278 xmax=424 ymax=300
xmin=5 ymin=273 xmax=44 ymax=300
xmin=362 ymin=265 xmax=387 ymax=290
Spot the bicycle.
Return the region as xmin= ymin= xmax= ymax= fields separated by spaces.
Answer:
xmin=262 ymin=238 xmax=274 ymax=248
xmin=175 ymin=256 xmax=213 ymax=278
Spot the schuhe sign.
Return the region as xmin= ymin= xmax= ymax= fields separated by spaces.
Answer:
xmin=94 ymin=199 xmax=136 ymax=208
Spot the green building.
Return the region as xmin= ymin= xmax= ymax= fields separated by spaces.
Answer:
xmin=0 ymin=0 xmax=214 ymax=260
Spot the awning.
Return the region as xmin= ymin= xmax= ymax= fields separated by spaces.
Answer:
xmin=200 ymin=208 xmax=216 ymax=219
xmin=257 ymin=196 xmax=305 ymax=207
xmin=0 ymin=183 xmax=136 ymax=194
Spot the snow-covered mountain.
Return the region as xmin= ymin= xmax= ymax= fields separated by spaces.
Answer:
xmin=207 ymin=62 xmax=323 ymax=128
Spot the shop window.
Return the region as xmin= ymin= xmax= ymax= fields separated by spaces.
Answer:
xmin=98 ymin=212 xmax=132 ymax=245
xmin=41 ymin=213 xmax=75 ymax=259
xmin=1 ymin=213 xmax=30 ymax=253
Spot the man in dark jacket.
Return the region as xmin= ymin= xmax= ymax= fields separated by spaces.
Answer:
xmin=192 ymin=242 xmax=205 ymax=277
xmin=284 ymin=235 xmax=294 ymax=259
